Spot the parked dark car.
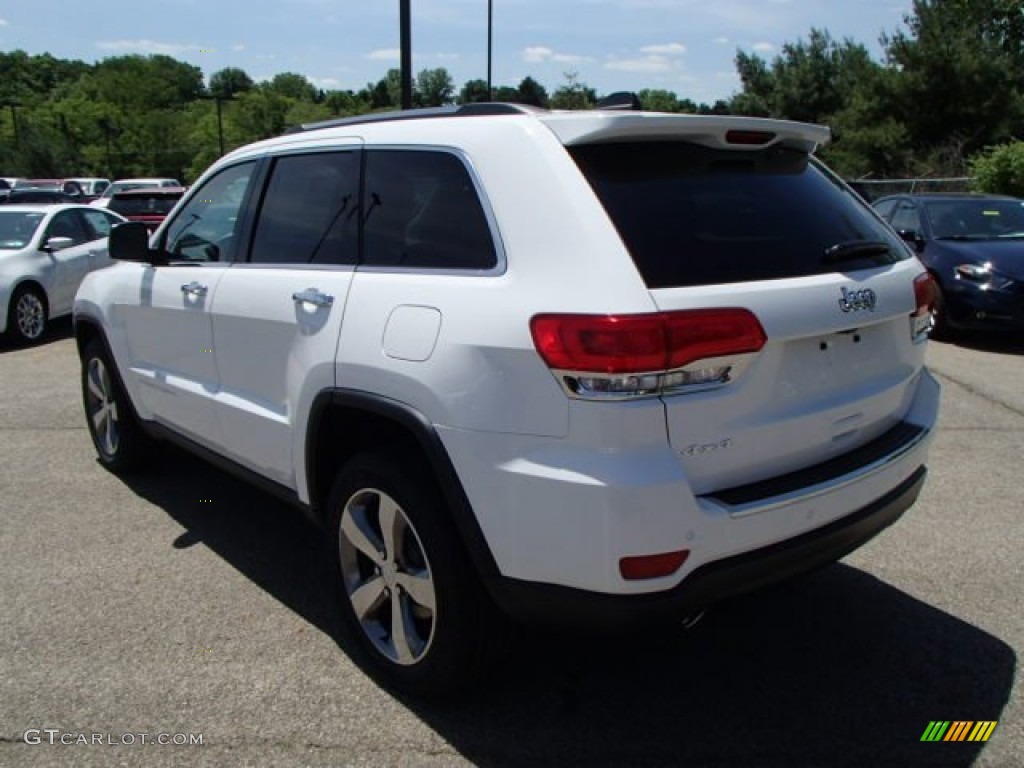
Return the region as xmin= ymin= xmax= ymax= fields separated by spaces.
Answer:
xmin=0 ymin=190 xmax=80 ymax=205
xmin=873 ymin=193 xmax=1024 ymax=336
xmin=106 ymin=187 xmax=185 ymax=232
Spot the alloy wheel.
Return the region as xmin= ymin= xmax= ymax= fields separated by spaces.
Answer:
xmin=338 ymin=488 xmax=437 ymax=665
xmin=15 ymin=292 xmax=45 ymax=340
xmin=85 ymin=357 xmax=120 ymax=457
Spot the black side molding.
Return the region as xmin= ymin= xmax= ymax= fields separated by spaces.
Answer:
xmin=306 ymin=389 xmax=503 ymax=585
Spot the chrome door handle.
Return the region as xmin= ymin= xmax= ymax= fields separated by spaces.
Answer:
xmin=292 ymin=289 xmax=334 ymax=308
xmin=181 ymin=281 xmax=208 ymax=297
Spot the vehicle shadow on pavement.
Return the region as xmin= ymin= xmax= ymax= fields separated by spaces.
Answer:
xmin=432 ymin=568 xmax=1016 ymax=768
xmin=0 ymin=316 xmax=74 ymax=352
xmin=121 ymin=448 xmax=1015 ymax=768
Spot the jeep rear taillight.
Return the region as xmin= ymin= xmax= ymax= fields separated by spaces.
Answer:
xmin=911 ymin=272 xmax=936 ymax=340
xmin=530 ymin=308 xmax=766 ymax=399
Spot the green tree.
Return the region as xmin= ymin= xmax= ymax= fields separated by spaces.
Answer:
xmin=637 ymin=89 xmax=681 ymax=113
xmin=209 ymin=67 xmax=255 ymax=100
xmin=971 ymin=141 xmax=1024 ymax=197
xmin=549 ymin=72 xmax=596 ymax=110
xmin=266 ymin=72 xmax=317 ymax=102
xmin=415 ymin=68 xmax=455 ymax=107
xmin=882 ymin=0 xmax=1024 ymax=173
xmin=515 ymin=77 xmax=548 ymax=107
xmin=459 ymin=79 xmax=491 ymax=104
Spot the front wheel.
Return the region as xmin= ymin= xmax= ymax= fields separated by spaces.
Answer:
xmin=326 ymin=450 xmax=506 ymax=698
xmin=81 ymin=339 xmax=154 ymax=472
xmin=7 ymin=285 xmax=48 ymax=344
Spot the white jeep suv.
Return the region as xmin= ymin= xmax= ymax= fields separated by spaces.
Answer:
xmin=74 ymin=103 xmax=940 ymax=696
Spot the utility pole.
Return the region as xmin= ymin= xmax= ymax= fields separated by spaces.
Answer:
xmin=399 ymin=0 xmax=412 ymax=109
xmin=487 ymin=0 xmax=493 ymax=100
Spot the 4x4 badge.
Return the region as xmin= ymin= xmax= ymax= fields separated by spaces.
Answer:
xmin=839 ymin=287 xmax=877 ymax=312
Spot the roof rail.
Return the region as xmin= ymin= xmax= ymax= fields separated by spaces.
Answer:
xmin=284 ymin=102 xmax=542 ymax=135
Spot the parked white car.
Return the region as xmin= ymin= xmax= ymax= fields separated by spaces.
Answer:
xmin=74 ymin=103 xmax=940 ymax=697
xmin=92 ymin=178 xmax=181 ymax=208
xmin=1 ymin=204 xmax=125 ymax=343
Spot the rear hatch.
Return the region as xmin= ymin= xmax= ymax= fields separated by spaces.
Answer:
xmin=558 ymin=118 xmax=930 ymax=495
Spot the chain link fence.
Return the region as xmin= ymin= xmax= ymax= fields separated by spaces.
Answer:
xmin=847 ymin=177 xmax=974 ymax=202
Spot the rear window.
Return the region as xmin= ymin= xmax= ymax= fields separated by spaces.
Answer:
xmin=569 ymin=142 xmax=909 ymax=288
xmin=109 ymin=194 xmax=181 ymax=216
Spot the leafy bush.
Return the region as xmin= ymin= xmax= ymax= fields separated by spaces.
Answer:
xmin=970 ymin=141 xmax=1024 ymax=197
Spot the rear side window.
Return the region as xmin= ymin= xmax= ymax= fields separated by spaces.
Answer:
xmin=250 ymin=151 xmax=359 ymax=266
xmin=569 ymin=142 xmax=910 ymax=288
xmin=363 ymin=149 xmax=497 ymax=270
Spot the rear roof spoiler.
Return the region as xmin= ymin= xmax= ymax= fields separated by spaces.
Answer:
xmin=539 ymin=113 xmax=831 ymax=153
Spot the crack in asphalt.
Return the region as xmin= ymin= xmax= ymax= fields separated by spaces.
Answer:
xmin=931 ymin=369 xmax=1024 ymax=421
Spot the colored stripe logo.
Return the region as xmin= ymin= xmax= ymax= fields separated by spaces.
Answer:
xmin=921 ymin=721 xmax=997 ymax=742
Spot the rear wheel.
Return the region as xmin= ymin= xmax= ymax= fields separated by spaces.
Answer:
xmin=7 ymin=285 xmax=47 ymax=344
xmin=326 ymin=450 xmax=507 ymax=698
xmin=81 ymin=339 xmax=154 ymax=471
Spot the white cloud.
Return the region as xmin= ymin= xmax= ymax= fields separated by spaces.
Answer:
xmin=640 ymin=43 xmax=686 ymax=56
xmin=231 ymin=43 xmax=245 ymax=52
xmin=752 ymin=42 xmax=775 ymax=53
xmin=366 ymin=48 xmax=400 ymax=61
xmin=605 ymin=54 xmax=675 ymax=73
xmin=523 ymin=46 xmax=553 ymax=63
xmin=713 ymin=36 xmax=730 ymax=45
xmin=522 ymin=46 xmax=593 ymax=64
xmin=96 ymin=39 xmax=205 ymax=55
xmin=0 ymin=18 xmax=9 ymax=26
xmin=310 ymin=76 xmax=343 ymax=88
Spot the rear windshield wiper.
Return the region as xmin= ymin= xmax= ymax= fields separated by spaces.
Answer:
xmin=823 ymin=240 xmax=894 ymax=264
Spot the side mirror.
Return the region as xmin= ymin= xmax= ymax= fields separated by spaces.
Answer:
xmin=42 ymin=236 xmax=75 ymax=252
xmin=109 ymin=221 xmax=153 ymax=262
xmin=897 ymin=229 xmax=925 ymax=253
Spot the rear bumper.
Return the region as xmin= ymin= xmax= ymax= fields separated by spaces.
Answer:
xmin=489 ymin=466 xmax=926 ymax=625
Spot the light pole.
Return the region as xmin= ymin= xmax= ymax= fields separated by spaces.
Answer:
xmin=400 ymin=0 xmax=412 ymax=109
xmin=487 ymin=0 xmax=493 ymax=100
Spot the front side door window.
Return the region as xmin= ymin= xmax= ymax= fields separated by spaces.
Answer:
xmin=162 ymin=162 xmax=256 ymax=263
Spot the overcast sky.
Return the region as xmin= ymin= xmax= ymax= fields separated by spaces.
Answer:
xmin=0 ymin=0 xmax=913 ymax=103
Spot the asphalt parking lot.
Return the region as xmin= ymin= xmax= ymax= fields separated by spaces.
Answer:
xmin=1 ymin=320 xmax=1021 ymax=768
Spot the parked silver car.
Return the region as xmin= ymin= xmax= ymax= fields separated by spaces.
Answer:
xmin=0 ymin=204 xmax=125 ymax=343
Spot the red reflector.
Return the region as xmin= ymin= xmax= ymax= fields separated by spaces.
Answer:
xmin=725 ymin=129 xmax=776 ymax=146
xmin=913 ymin=272 xmax=937 ymax=314
xmin=620 ymin=549 xmax=690 ymax=580
xmin=530 ymin=309 xmax=766 ymax=374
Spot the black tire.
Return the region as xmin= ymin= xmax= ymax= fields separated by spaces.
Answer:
xmin=81 ymin=338 xmax=154 ymax=472
xmin=7 ymin=284 xmax=48 ymax=345
xmin=930 ymin=281 xmax=952 ymax=340
xmin=326 ymin=449 xmax=507 ymax=698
